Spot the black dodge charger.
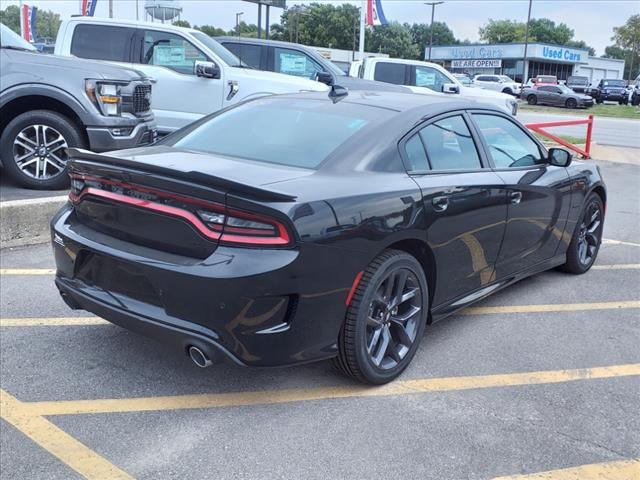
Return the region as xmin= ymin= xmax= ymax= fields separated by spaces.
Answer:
xmin=52 ymin=91 xmax=606 ymax=384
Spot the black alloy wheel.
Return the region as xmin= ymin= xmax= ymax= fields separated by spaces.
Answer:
xmin=566 ymin=98 xmax=578 ymax=109
xmin=334 ymin=250 xmax=428 ymax=384
xmin=560 ymin=193 xmax=604 ymax=274
xmin=527 ymin=95 xmax=538 ymax=105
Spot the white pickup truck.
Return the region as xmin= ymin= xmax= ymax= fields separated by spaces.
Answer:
xmin=350 ymin=57 xmax=518 ymax=115
xmin=55 ymin=17 xmax=327 ymax=134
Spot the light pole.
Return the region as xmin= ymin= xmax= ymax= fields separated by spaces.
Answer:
xmin=425 ymin=1 xmax=444 ymax=61
xmin=522 ymin=0 xmax=533 ymax=83
xmin=235 ymin=12 xmax=244 ymax=39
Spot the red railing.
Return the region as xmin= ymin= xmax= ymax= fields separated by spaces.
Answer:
xmin=526 ymin=114 xmax=594 ymax=159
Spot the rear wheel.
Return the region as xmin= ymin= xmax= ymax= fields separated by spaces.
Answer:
xmin=566 ymin=98 xmax=578 ymax=109
xmin=0 ymin=110 xmax=84 ymax=189
xmin=333 ymin=250 xmax=428 ymax=384
xmin=560 ymin=193 xmax=604 ymax=274
xmin=527 ymin=95 xmax=538 ymax=105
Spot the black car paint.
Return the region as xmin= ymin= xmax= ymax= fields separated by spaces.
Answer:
xmin=52 ymin=92 xmax=606 ymax=368
xmin=592 ymin=79 xmax=628 ymax=103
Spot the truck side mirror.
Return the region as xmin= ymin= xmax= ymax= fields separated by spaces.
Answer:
xmin=442 ymin=83 xmax=460 ymax=94
xmin=195 ymin=61 xmax=220 ymax=79
xmin=315 ymin=71 xmax=334 ymax=86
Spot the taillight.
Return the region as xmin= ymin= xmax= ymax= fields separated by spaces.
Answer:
xmin=69 ymin=174 xmax=292 ymax=247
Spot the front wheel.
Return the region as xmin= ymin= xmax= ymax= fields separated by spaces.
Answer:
xmin=527 ymin=95 xmax=538 ymax=105
xmin=566 ymin=98 xmax=578 ymax=109
xmin=333 ymin=250 xmax=428 ymax=384
xmin=560 ymin=193 xmax=604 ymax=274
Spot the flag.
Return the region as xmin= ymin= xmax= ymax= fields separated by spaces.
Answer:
xmin=367 ymin=0 xmax=388 ymax=26
xmin=82 ymin=0 xmax=98 ymax=17
xmin=22 ymin=4 xmax=37 ymax=42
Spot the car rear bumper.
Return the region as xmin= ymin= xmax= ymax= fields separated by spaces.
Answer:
xmin=51 ymin=206 xmax=358 ymax=367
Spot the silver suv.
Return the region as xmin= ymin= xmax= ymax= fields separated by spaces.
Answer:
xmin=0 ymin=24 xmax=156 ymax=189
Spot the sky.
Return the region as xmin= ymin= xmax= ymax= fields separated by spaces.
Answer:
xmin=4 ymin=0 xmax=639 ymax=56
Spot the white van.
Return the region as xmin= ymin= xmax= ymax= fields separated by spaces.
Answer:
xmin=55 ymin=17 xmax=327 ymax=133
xmin=351 ymin=57 xmax=518 ymax=115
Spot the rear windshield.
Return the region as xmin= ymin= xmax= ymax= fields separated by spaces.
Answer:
xmin=568 ymin=76 xmax=588 ymax=84
xmin=167 ymin=98 xmax=384 ymax=169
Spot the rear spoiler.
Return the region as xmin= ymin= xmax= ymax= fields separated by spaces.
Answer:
xmin=67 ymin=149 xmax=297 ymax=203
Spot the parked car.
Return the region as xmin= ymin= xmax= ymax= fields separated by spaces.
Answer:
xmin=55 ymin=17 xmax=327 ymax=134
xmin=591 ymin=78 xmax=628 ymax=104
xmin=472 ymin=74 xmax=521 ymax=96
xmin=566 ymin=75 xmax=592 ymax=94
xmin=524 ymin=75 xmax=558 ymax=88
xmin=522 ymin=85 xmax=594 ymax=109
xmin=452 ymin=73 xmax=474 ymax=87
xmin=350 ymin=57 xmax=518 ymax=115
xmin=52 ymin=91 xmax=605 ymax=384
xmin=631 ymin=74 xmax=640 ymax=106
xmin=215 ymin=37 xmax=409 ymax=93
xmin=0 ymin=23 xmax=156 ymax=189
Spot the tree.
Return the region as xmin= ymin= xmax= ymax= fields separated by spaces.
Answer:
xmin=0 ymin=5 xmax=61 ymax=40
xmin=366 ymin=22 xmax=420 ymax=59
xmin=610 ymin=14 xmax=640 ymax=80
xmin=195 ymin=25 xmax=227 ymax=37
xmin=409 ymin=21 xmax=457 ymax=59
xmin=566 ymin=40 xmax=595 ymax=57
xmin=479 ymin=19 xmax=528 ymax=43
xmin=172 ymin=20 xmax=191 ymax=28
xmin=0 ymin=5 xmax=20 ymax=34
xmin=528 ymin=18 xmax=573 ymax=45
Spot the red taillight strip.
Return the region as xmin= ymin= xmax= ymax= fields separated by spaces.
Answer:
xmin=70 ymin=187 xmax=290 ymax=246
xmin=345 ymin=271 xmax=364 ymax=306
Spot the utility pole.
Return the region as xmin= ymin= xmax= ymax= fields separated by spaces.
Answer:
xmin=358 ymin=0 xmax=366 ymax=60
xmin=522 ymin=0 xmax=533 ymax=83
xmin=109 ymin=0 xmax=113 ymax=18
xmin=236 ymin=12 xmax=244 ymax=39
xmin=257 ymin=4 xmax=262 ymax=39
xmin=425 ymin=2 xmax=444 ymax=61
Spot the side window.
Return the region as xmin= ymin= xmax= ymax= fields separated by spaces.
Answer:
xmin=476 ymin=76 xmax=487 ymax=82
xmin=70 ymin=24 xmax=134 ymax=62
xmin=222 ymin=42 xmax=262 ymax=69
xmin=473 ymin=114 xmax=544 ymax=169
xmin=419 ymin=115 xmax=482 ymax=171
xmin=403 ymin=134 xmax=430 ymax=172
xmin=373 ymin=62 xmax=406 ymax=85
xmin=274 ymin=47 xmax=323 ymax=79
xmin=142 ymin=30 xmax=207 ymax=75
xmin=414 ymin=66 xmax=452 ymax=92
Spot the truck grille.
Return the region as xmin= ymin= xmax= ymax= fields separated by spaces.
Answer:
xmin=133 ymin=84 xmax=151 ymax=114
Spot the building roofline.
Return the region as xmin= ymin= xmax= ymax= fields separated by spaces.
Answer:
xmin=429 ymin=41 xmax=590 ymax=53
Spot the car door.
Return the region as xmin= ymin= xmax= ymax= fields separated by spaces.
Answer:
xmin=132 ymin=28 xmax=224 ymax=133
xmin=269 ymin=46 xmax=325 ymax=81
xmin=469 ymin=111 xmax=572 ymax=277
xmin=401 ymin=112 xmax=508 ymax=309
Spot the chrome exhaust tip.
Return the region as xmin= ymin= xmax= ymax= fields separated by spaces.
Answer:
xmin=188 ymin=346 xmax=213 ymax=368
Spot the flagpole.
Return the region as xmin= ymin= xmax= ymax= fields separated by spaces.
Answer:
xmin=19 ymin=0 xmax=25 ymax=39
xmin=358 ymin=0 xmax=366 ymax=60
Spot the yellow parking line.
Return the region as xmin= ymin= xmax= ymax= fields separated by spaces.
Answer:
xmin=22 ymin=363 xmax=640 ymax=417
xmin=492 ymin=457 xmax=640 ymax=479
xmin=603 ymin=238 xmax=640 ymax=247
xmin=0 ymin=317 xmax=107 ymax=327
xmin=0 ymin=389 xmax=134 ymax=480
xmin=592 ymin=264 xmax=640 ymax=270
xmin=0 ymin=268 xmax=56 ymax=275
xmin=462 ymin=301 xmax=640 ymax=315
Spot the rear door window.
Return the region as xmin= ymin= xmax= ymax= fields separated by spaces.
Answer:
xmin=373 ymin=62 xmax=407 ymax=85
xmin=404 ymin=134 xmax=430 ymax=172
xmin=70 ymin=24 xmax=135 ymax=62
xmin=222 ymin=42 xmax=262 ymax=69
xmin=419 ymin=115 xmax=482 ymax=171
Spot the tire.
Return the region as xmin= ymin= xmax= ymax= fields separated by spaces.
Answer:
xmin=0 ymin=110 xmax=85 ymax=189
xmin=527 ymin=95 xmax=538 ymax=105
xmin=559 ymin=193 xmax=604 ymax=274
xmin=333 ymin=249 xmax=429 ymax=384
xmin=565 ymin=98 xmax=577 ymax=109
xmin=596 ymin=98 xmax=603 ymax=104
xmin=502 ymin=88 xmax=513 ymax=96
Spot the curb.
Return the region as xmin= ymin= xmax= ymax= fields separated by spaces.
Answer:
xmin=0 ymin=196 xmax=67 ymax=248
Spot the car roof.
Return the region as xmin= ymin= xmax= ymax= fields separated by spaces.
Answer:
xmin=215 ymin=36 xmax=316 ymax=50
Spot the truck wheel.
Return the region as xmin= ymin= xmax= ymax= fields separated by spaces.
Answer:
xmin=0 ymin=110 xmax=85 ymax=190
xmin=527 ymin=95 xmax=537 ymax=105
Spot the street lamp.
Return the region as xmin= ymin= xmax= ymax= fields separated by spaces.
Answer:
xmin=235 ymin=11 xmax=244 ymax=39
xmin=425 ymin=1 xmax=444 ymax=61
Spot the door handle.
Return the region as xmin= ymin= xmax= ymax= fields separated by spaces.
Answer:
xmin=509 ymin=191 xmax=523 ymax=205
xmin=432 ymin=195 xmax=449 ymax=212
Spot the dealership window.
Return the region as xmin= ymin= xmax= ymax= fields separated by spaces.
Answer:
xmin=71 ymin=24 xmax=134 ymax=62
xmin=374 ymin=62 xmax=406 ymax=85
xmin=528 ymin=61 xmax=574 ymax=81
xmin=142 ymin=30 xmax=207 ymax=75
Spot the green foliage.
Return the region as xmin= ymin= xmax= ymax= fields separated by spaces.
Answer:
xmin=566 ymin=40 xmax=595 ymax=57
xmin=0 ymin=5 xmax=20 ymax=34
xmin=195 ymin=25 xmax=228 ymax=37
xmin=479 ymin=19 xmax=528 ymax=43
xmin=408 ymin=21 xmax=457 ymax=58
xmin=0 ymin=5 xmax=61 ymax=40
xmin=608 ymin=14 xmax=640 ymax=79
xmin=172 ymin=20 xmax=191 ymax=28
xmin=365 ymin=21 xmax=420 ymax=59
xmin=278 ymin=3 xmax=361 ymax=48
xmin=528 ymin=18 xmax=573 ymax=45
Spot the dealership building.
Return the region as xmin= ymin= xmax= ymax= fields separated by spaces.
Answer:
xmin=428 ymin=43 xmax=626 ymax=85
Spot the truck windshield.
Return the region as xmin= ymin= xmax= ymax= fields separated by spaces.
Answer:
xmin=603 ymin=80 xmax=626 ymax=87
xmin=191 ymin=32 xmax=244 ymax=67
xmin=167 ymin=98 xmax=385 ymax=169
xmin=0 ymin=24 xmax=37 ymax=51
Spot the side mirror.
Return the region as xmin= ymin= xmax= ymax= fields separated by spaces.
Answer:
xmin=548 ymin=148 xmax=572 ymax=167
xmin=442 ymin=83 xmax=460 ymax=94
xmin=195 ymin=60 xmax=220 ymax=79
xmin=315 ymin=71 xmax=334 ymax=86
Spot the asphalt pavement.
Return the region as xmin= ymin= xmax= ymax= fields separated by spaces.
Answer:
xmin=1 ymin=160 xmax=639 ymax=479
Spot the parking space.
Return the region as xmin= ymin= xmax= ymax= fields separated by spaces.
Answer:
xmin=1 ymin=160 xmax=639 ymax=480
